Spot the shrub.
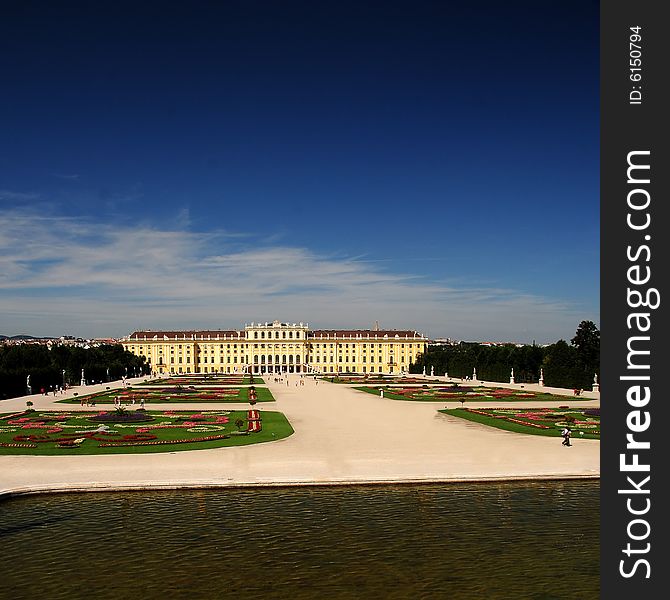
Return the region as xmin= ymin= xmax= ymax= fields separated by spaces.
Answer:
xmin=89 ymin=412 xmax=154 ymax=423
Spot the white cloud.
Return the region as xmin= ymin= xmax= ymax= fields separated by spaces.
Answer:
xmin=0 ymin=207 xmax=595 ymax=342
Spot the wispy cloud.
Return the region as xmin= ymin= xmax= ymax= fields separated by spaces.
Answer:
xmin=0 ymin=189 xmax=41 ymax=202
xmin=0 ymin=207 xmax=594 ymax=341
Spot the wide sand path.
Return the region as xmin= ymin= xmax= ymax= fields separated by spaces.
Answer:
xmin=0 ymin=376 xmax=599 ymax=498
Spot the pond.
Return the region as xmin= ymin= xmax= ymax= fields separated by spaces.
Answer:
xmin=1 ymin=480 xmax=599 ymax=599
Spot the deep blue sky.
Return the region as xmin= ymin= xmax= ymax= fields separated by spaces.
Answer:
xmin=0 ymin=1 xmax=599 ymax=342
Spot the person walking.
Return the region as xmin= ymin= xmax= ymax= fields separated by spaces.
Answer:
xmin=561 ymin=426 xmax=572 ymax=447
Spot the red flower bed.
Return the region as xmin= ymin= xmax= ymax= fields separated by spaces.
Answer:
xmin=1 ymin=411 xmax=31 ymax=421
xmin=503 ymin=418 xmax=551 ymax=429
xmin=102 ymin=433 xmax=158 ymax=442
xmin=98 ymin=434 xmax=230 ymax=447
xmin=13 ymin=434 xmax=52 ymax=443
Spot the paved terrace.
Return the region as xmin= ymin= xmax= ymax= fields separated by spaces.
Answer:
xmin=0 ymin=375 xmax=599 ymax=498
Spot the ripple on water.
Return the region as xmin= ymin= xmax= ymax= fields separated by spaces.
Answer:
xmin=2 ymin=481 xmax=599 ymax=600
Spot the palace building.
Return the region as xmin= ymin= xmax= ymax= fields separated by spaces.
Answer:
xmin=122 ymin=321 xmax=428 ymax=375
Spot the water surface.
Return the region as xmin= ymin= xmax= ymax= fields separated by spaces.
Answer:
xmin=1 ymin=481 xmax=599 ymax=599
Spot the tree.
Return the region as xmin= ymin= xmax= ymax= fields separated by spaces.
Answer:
xmin=571 ymin=320 xmax=600 ymax=379
xmin=542 ymin=340 xmax=579 ymax=388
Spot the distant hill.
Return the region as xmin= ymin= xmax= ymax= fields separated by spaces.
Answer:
xmin=0 ymin=334 xmax=52 ymax=340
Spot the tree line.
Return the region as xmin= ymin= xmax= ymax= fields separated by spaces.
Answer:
xmin=409 ymin=321 xmax=600 ymax=390
xmin=0 ymin=344 xmax=147 ymax=400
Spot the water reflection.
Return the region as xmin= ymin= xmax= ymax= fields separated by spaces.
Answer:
xmin=3 ymin=481 xmax=599 ymax=599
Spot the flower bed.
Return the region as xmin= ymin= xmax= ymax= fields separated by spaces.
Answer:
xmin=440 ymin=407 xmax=600 ymax=439
xmin=0 ymin=410 xmax=293 ymax=455
xmin=355 ymin=386 xmax=574 ymax=403
xmin=59 ymin=386 xmax=275 ymax=405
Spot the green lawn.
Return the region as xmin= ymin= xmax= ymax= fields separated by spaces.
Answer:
xmin=440 ymin=407 xmax=600 ymax=439
xmin=56 ymin=386 xmax=275 ymax=405
xmin=0 ymin=409 xmax=293 ymax=455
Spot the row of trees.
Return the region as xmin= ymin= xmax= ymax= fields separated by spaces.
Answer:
xmin=0 ymin=344 xmax=147 ymax=400
xmin=409 ymin=321 xmax=600 ymax=390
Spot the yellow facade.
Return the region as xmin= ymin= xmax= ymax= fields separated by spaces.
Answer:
xmin=123 ymin=321 xmax=427 ymax=375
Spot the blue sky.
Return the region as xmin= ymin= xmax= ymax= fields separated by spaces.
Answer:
xmin=0 ymin=1 xmax=599 ymax=343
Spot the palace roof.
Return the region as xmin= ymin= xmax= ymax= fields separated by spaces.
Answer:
xmin=126 ymin=328 xmax=427 ymax=340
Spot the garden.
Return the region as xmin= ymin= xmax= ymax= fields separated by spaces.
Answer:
xmin=142 ymin=375 xmax=260 ymax=386
xmin=321 ymin=375 xmax=444 ymax=384
xmin=0 ymin=408 xmax=293 ymax=454
xmin=439 ymin=407 xmax=600 ymax=439
xmin=354 ymin=385 xmax=588 ymax=403
xmin=56 ymin=386 xmax=275 ymax=405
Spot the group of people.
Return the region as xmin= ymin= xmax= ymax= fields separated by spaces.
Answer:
xmin=41 ymin=385 xmax=67 ymax=396
xmin=113 ymin=394 xmax=145 ymax=409
xmin=270 ymin=374 xmax=319 ymax=387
